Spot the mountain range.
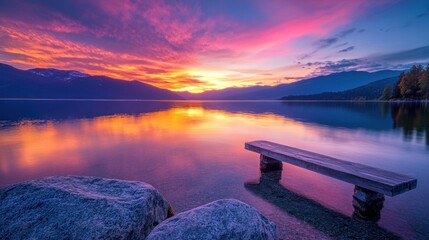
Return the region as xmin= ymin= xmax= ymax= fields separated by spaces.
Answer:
xmin=181 ymin=70 xmax=402 ymax=100
xmin=0 ymin=63 xmax=402 ymax=100
xmin=0 ymin=63 xmax=182 ymax=100
xmin=282 ymin=77 xmax=399 ymax=100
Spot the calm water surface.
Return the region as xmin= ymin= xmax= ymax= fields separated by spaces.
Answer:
xmin=1 ymin=100 xmax=428 ymax=239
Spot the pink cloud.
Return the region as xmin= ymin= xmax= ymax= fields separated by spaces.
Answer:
xmin=213 ymin=1 xmax=373 ymax=59
xmin=0 ymin=0 xmax=395 ymax=92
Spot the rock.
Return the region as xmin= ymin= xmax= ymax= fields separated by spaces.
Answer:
xmin=147 ymin=199 xmax=276 ymax=240
xmin=0 ymin=176 xmax=171 ymax=240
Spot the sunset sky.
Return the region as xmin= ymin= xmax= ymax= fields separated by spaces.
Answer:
xmin=0 ymin=0 xmax=428 ymax=93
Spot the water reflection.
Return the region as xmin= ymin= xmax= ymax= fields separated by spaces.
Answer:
xmin=245 ymin=170 xmax=399 ymax=239
xmin=201 ymin=101 xmax=394 ymax=130
xmin=0 ymin=100 xmax=428 ymax=239
xmin=392 ymin=102 xmax=429 ymax=146
xmin=2 ymin=101 xmax=428 ymax=142
xmin=1 ymin=102 xmax=306 ymax=186
xmin=0 ymin=100 xmax=173 ymax=121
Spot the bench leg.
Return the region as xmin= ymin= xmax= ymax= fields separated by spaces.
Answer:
xmin=259 ymin=155 xmax=282 ymax=182
xmin=260 ymin=155 xmax=283 ymax=172
xmin=352 ymin=186 xmax=385 ymax=221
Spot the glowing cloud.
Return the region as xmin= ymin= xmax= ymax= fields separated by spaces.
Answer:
xmin=1 ymin=0 xmax=421 ymax=93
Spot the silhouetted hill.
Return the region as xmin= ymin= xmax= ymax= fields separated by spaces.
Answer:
xmin=0 ymin=63 xmax=182 ymax=100
xmin=182 ymin=70 xmax=402 ymax=100
xmin=282 ymin=77 xmax=399 ymax=100
xmin=0 ymin=63 xmax=404 ymax=100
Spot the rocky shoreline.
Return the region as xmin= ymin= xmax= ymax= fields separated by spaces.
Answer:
xmin=0 ymin=176 xmax=276 ymax=240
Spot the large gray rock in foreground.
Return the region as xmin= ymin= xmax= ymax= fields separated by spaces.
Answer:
xmin=0 ymin=176 xmax=171 ymax=240
xmin=147 ymin=199 xmax=276 ymax=240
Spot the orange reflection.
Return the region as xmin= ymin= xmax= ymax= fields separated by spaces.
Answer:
xmin=1 ymin=103 xmax=415 ymax=194
xmin=0 ymin=122 xmax=83 ymax=172
xmin=0 ymin=106 xmax=309 ymax=178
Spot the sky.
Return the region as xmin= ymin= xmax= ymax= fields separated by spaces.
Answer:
xmin=0 ymin=0 xmax=428 ymax=93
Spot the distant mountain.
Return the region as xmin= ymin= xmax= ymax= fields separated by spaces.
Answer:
xmin=0 ymin=63 xmax=404 ymax=100
xmin=0 ymin=63 xmax=182 ymax=100
xmin=183 ymin=70 xmax=402 ymax=100
xmin=282 ymin=77 xmax=399 ymax=100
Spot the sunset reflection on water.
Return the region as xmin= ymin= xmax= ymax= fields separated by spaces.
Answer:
xmin=0 ymin=100 xmax=428 ymax=239
xmin=1 ymin=105 xmax=308 ymax=181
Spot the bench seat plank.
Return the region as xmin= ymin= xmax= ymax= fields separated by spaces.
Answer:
xmin=245 ymin=140 xmax=417 ymax=196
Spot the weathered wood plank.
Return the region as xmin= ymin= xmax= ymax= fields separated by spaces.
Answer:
xmin=245 ymin=140 xmax=417 ymax=196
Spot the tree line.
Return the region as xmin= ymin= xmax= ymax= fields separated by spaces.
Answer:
xmin=391 ymin=64 xmax=429 ymax=100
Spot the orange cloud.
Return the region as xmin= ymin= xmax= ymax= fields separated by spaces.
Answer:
xmin=0 ymin=0 xmax=392 ymax=93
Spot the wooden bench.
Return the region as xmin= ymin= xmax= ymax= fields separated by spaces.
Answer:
xmin=244 ymin=140 xmax=417 ymax=219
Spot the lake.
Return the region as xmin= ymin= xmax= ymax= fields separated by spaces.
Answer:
xmin=0 ymin=100 xmax=428 ymax=239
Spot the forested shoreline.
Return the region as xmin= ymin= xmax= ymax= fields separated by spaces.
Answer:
xmin=391 ymin=65 xmax=429 ymax=100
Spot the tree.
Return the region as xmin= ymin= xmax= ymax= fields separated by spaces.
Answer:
xmin=393 ymin=65 xmax=427 ymax=99
xmin=392 ymin=73 xmax=404 ymax=98
xmin=418 ymin=64 xmax=429 ymax=99
xmin=379 ymin=86 xmax=391 ymax=100
xmin=399 ymin=65 xmax=421 ymax=98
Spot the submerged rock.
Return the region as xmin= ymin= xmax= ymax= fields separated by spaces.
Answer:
xmin=147 ymin=199 xmax=276 ymax=240
xmin=0 ymin=176 xmax=171 ymax=240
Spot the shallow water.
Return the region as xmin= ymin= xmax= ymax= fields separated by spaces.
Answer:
xmin=1 ymin=100 xmax=428 ymax=239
